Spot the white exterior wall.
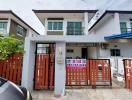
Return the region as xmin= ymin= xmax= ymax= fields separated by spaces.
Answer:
xmin=88 ymin=47 xmax=98 ymax=58
xmin=91 ymin=13 xmax=120 ymax=40
xmin=66 ymin=46 xmax=99 ymax=59
xmin=27 ymin=29 xmax=38 ymax=37
xmin=66 ymin=46 xmax=82 ymax=58
xmin=99 ymin=42 xmax=132 ymax=58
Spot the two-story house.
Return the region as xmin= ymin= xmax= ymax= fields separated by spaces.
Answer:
xmin=32 ymin=10 xmax=132 ymax=59
xmin=0 ymin=10 xmax=39 ymax=39
xmin=21 ymin=9 xmax=132 ymax=97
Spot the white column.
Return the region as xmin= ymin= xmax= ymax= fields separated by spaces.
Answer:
xmin=63 ymin=19 xmax=67 ymax=35
xmin=84 ymin=12 xmax=88 ymax=35
xmin=21 ymin=38 xmax=36 ymax=91
xmin=7 ymin=18 xmax=11 ymax=35
xmin=45 ymin=19 xmax=48 ymax=35
xmin=54 ymin=42 xmax=66 ymax=97
xmin=114 ymin=13 xmax=121 ymax=33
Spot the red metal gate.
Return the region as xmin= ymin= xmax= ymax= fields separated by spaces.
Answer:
xmin=66 ymin=59 xmax=112 ymax=87
xmin=88 ymin=59 xmax=111 ymax=87
xmin=66 ymin=65 xmax=87 ymax=86
xmin=66 ymin=59 xmax=87 ymax=86
xmin=123 ymin=59 xmax=132 ymax=91
xmin=34 ymin=44 xmax=55 ymax=90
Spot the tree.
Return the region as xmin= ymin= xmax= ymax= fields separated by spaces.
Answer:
xmin=0 ymin=35 xmax=24 ymax=60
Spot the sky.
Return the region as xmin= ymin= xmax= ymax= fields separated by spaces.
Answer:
xmin=0 ymin=0 xmax=132 ymax=35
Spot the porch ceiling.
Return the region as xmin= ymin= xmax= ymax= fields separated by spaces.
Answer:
xmin=66 ymin=43 xmax=106 ymax=47
xmin=27 ymin=35 xmax=107 ymax=43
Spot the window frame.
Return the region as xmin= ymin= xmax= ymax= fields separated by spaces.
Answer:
xmin=120 ymin=22 xmax=127 ymax=33
xmin=130 ymin=22 xmax=132 ymax=32
xmin=66 ymin=49 xmax=74 ymax=53
xmin=0 ymin=21 xmax=8 ymax=30
xmin=67 ymin=21 xmax=82 ymax=35
xmin=110 ymin=49 xmax=121 ymax=57
xmin=16 ymin=25 xmax=24 ymax=36
xmin=0 ymin=20 xmax=8 ymax=35
xmin=47 ymin=20 xmax=63 ymax=31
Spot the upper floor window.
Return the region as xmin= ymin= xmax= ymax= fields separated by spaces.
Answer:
xmin=16 ymin=25 xmax=24 ymax=36
xmin=130 ymin=22 xmax=132 ymax=29
xmin=0 ymin=21 xmax=7 ymax=35
xmin=67 ymin=22 xmax=83 ymax=35
xmin=110 ymin=49 xmax=120 ymax=56
xmin=0 ymin=22 xmax=7 ymax=30
xmin=120 ymin=22 xmax=127 ymax=33
xmin=48 ymin=21 xmax=63 ymax=31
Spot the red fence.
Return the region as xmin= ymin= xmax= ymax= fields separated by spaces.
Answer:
xmin=66 ymin=66 xmax=87 ymax=86
xmin=66 ymin=59 xmax=112 ymax=87
xmin=0 ymin=54 xmax=23 ymax=85
xmin=34 ymin=54 xmax=54 ymax=90
xmin=35 ymin=54 xmax=49 ymax=89
xmin=123 ymin=59 xmax=132 ymax=91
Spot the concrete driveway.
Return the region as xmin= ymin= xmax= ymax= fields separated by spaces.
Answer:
xmin=32 ymin=79 xmax=132 ymax=100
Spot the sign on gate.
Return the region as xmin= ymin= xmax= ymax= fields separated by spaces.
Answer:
xmin=123 ymin=59 xmax=132 ymax=91
xmin=66 ymin=59 xmax=86 ymax=67
xmin=66 ymin=59 xmax=87 ymax=86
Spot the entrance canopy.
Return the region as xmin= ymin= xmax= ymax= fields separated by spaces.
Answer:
xmin=104 ymin=32 xmax=132 ymax=40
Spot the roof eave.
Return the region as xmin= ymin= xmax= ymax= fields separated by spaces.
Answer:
xmin=0 ymin=10 xmax=39 ymax=35
xmin=32 ymin=9 xmax=98 ymax=13
xmin=89 ymin=10 xmax=132 ymax=31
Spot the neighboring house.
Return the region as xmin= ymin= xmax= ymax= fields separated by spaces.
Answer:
xmin=88 ymin=10 xmax=132 ymax=58
xmin=21 ymin=9 xmax=132 ymax=97
xmin=0 ymin=10 xmax=39 ymax=39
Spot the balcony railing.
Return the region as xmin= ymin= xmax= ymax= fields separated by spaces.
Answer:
xmin=120 ymin=28 xmax=132 ymax=33
xmin=67 ymin=27 xmax=84 ymax=35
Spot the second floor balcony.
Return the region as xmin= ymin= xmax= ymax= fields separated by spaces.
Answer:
xmin=120 ymin=21 xmax=132 ymax=33
xmin=120 ymin=28 xmax=132 ymax=33
xmin=67 ymin=27 xmax=84 ymax=35
xmin=47 ymin=20 xmax=85 ymax=35
xmin=47 ymin=27 xmax=84 ymax=35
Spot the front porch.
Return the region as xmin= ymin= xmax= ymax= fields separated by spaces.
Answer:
xmin=21 ymin=35 xmax=132 ymax=97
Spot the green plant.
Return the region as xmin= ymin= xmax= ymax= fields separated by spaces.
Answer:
xmin=0 ymin=36 xmax=24 ymax=60
xmin=0 ymin=32 xmax=4 ymax=37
